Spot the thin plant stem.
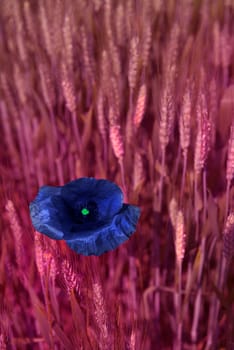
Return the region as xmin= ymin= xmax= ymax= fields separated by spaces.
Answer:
xmin=154 ymin=266 xmax=161 ymax=320
xmin=203 ymin=169 xmax=207 ymax=222
xmin=191 ymin=236 xmax=206 ymax=343
xmin=180 ymin=150 xmax=188 ymax=204
xmin=159 ymin=147 xmax=166 ymax=212
xmin=119 ymin=158 xmax=127 ymax=201
xmin=194 ymin=173 xmax=199 ymax=240
xmin=174 ymin=144 xmax=181 ymax=188
xmin=205 ymin=254 xmax=228 ymax=349
xmin=174 ymin=260 xmax=183 ymax=350
xmin=225 ymin=180 xmax=230 ymax=218
xmin=71 ymin=111 xmax=82 ymax=156
xmin=42 ymin=273 xmax=55 ymax=349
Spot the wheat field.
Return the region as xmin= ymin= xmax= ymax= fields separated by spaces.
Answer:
xmin=1 ymin=1 xmax=234 ymax=349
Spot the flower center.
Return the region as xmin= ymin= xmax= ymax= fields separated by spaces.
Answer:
xmin=73 ymin=201 xmax=99 ymax=224
xmin=81 ymin=208 xmax=90 ymax=216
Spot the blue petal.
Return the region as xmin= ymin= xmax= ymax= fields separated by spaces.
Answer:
xmin=61 ymin=178 xmax=123 ymax=221
xmin=29 ymin=179 xmax=141 ymax=256
xmin=66 ymin=204 xmax=140 ymax=256
xmin=29 ymin=186 xmax=64 ymax=240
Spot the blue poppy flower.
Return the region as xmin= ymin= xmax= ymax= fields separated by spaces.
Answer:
xmin=29 ymin=178 xmax=140 ymax=256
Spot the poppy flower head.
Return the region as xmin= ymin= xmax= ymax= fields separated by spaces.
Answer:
xmin=29 ymin=177 xmax=140 ymax=256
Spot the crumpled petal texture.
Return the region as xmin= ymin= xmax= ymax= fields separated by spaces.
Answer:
xmin=29 ymin=178 xmax=140 ymax=256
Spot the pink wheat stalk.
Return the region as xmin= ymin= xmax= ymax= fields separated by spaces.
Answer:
xmin=34 ymin=233 xmax=45 ymax=284
xmin=165 ymin=23 xmax=180 ymax=76
xmin=127 ymin=36 xmax=139 ymax=142
xmin=44 ymin=251 xmax=57 ymax=284
xmin=191 ymin=236 xmax=206 ymax=344
xmin=125 ymin=0 xmax=134 ymax=40
xmin=38 ymin=62 xmax=56 ymax=112
xmin=97 ymin=92 xmax=108 ymax=165
xmin=0 ymin=102 xmax=19 ymax=169
xmin=42 ymin=248 xmax=58 ymax=324
xmin=15 ymin=119 xmax=30 ymax=195
xmin=110 ymin=124 xmax=124 ymax=161
xmin=101 ymin=50 xmax=111 ymax=98
xmin=35 ymin=235 xmax=55 ymax=343
xmin=152 ymin=0 xmax=162 ymax=12
xmin=174 ymin=210 xmax=186 ymax=350
xmin=169 ymin=197 xmax=178 ymax=230
xmin=92 ymin=281 xmax=110 ymax=349
xmin=166 ymin=76 xmax=176 ymax=142
xmin=179 ymin=85 xmax=191 ymax=202
xmin=125 ymin=108 xmax=134 ymax=146
xmin=129 ymin=256 xmax=137 ymax=317
xmin=110 ymin=76 xmax=121 ymax=120
xmin=93 ymin=0 xmax=102 ymax=12
xmin=20 ymin=111 xmax=35 ymax=177
xmin=5 ymin=200 xmax=24 ymax=268
xmin=129 ymin=329 xmax=136 ymax=350
xmin=80 ymin=25 xmax=94 ymax=87
xmin=191 ymin=287 xmax=202 ymax=345
xmin=13 ymin=64 xmax=27 ymax=106
xmin=62 ymin=12 xmax=74 ymax=72
xmin=34 ymin=234 xmax=57 ymax=347
xmin=128 ymin=37 xmax=139 ymax=98
xmin=226 ymin=122 xmax=234 ymax=217
xmin=104 ymin=0 xmax=112 ymax=39
xmin=158 ymin=81 xmax=174 ymax=211
xmin=208 ymin=79 xmax=218 ymax=148
xmin=61 ymin=62 xmax=81 ymax=152
xmin=223 ymin=212 xmax=234 ymax=262
xmin=194 ymin=91 xmax=211 ymax=234
xmin=141 ymin=23 xmax=152 ymax=69
xmin=133 ymin=151 xmax=144 ymax=192
xmin=108 ymin=106 xmax=118 ymax=128
xmin=220 ymin=25 xmax=232 ymax=87
xmin=0 ymin=74 xmax=18 ymax=123
xmin=158 ymin=87 xmax=168 ymax=211
xmin=110 ymin=123 xmax=126 ymax=195
xmin=133 ymin=83 xmax=147 ymax=130
xmin=109 ymin=106 xmax=126 ymax=195
xmin=61 ymin=62 xmax=76 ymax=115
xmin=39 ymin=2 xmax=52 ymax=59
xmin=35 ymin=234 xmax=57 ymax=302
xmin=0 ymin=334 xmax=7 ymax=350
xmin=30 ymin=96 xmax=56 ymax=183
xmin=115 ymin=3 xmax=125 ymax=47
xmin=206 ymin=213 xmax=233 ymax=349
xmin=23 ymin=1 xmax=36 ymax=43
xmin=175 ymin=211 xmax=186 ymax=264
xmin=12 ymin=1 xmax=27 ymax=63
xmin=212 ymin=21 xmax=220 ymax=68
xmin=68 ymin=153 xmax=76 ymax=180
xmin=35 ymin=150 xmax=45 ymax=187
xmin=61 ymin=259 xmax=80 ymax=296
xmin=55 ymin=157 xmax=65 ymax=185
xmin=51 ymin=0 xmax=64 ymax=61
xmin=108 ymin=38 xmax=121 ymax=78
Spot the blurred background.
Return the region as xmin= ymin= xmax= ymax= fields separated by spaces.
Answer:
xmin=1 ymin=0 xmax=234 ymax=349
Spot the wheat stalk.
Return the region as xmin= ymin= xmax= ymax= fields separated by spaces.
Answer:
xmin=226 ymin=123 xmax=234 ymax=216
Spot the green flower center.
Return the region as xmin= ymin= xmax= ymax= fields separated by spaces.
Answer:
xmin=81 ymin=208 xmax=90 ymax=216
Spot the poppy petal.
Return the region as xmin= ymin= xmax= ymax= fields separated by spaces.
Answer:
xmin=61 ymin=178 xmax=123 ymax=221
xmin=29 ymin=186 xmax=64 ymax=240
xmin=65 ymin=204 xmax=140 ymax=256
xmin=29 ymin=178 xmax=141 ymax=256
